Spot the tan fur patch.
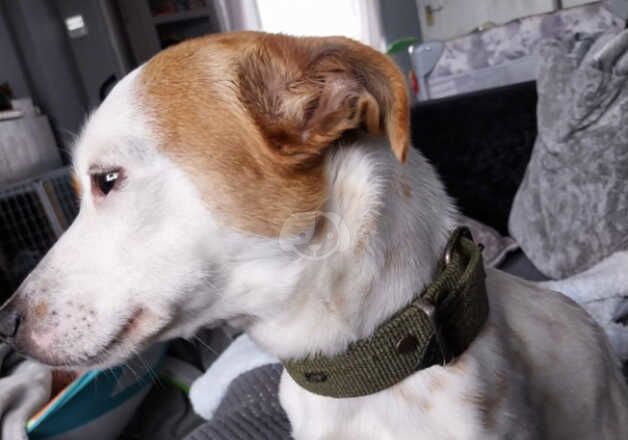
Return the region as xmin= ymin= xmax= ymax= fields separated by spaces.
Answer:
xmin=354 ymin=213 xmax=378 ymax=256
xmin=400 ymin=181 xmax=413 ymax=199
xmin=138 ymin=32 xmax=409 ymax=236
xmin=34 ymin=302 xmax=48 ymax=319
xmin=427 ymin=375 xmax=445 ymax=393
xmin=71 ymin=174 xmax=82 ymax=198
xmin=393 ymin=384 xmax=433 ymax=413
xmin=450 ymin=356 xmax=469 ymax=374
xmin=462 ymin=372 xmax=508 ymax=430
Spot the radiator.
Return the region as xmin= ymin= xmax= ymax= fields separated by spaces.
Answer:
xmin=0 ymin=167 xmax=78 ymax=298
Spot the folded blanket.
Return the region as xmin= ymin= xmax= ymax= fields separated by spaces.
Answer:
xmin=0 ymin=345 xmax=51 ymax=440
xmin=431 ymin=4 xmax=622 ymax=79
xmin=539 ymin=251 xmax=628 ymax=361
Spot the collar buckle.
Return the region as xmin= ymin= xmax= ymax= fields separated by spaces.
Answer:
xmin=443 ymin=226 xmax=472 ymax=266
xmin=415 ymin=298 xmax=453 ymax=366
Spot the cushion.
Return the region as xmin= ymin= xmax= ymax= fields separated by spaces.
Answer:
xmin=509 ymin=30 xmax=628 ymax=279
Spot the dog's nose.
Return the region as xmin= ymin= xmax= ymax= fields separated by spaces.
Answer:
xmin=0 ymin=308 xmax=21 ymax=340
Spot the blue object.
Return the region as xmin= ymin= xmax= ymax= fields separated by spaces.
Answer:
xmin=28 ymin=343 xmax=166 ymax=439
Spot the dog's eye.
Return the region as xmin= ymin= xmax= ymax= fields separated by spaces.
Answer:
xmin=91 ymin=170 xmax=121 ymax=197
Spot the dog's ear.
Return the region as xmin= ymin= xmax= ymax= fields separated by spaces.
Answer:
xmin=237 ymin=34 xmax=410 ymax=166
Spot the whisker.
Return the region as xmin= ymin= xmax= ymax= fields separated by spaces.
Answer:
xmin=130 ymin=347 xmax=161 ymax=386
xmin=123 ymin=360 xmax=141 ymax=381
xmin=194 ymin=334 xmax=221 ymax=357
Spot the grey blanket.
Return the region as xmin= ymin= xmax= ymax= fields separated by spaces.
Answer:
xmin=0 ymin=344 xmax=51 ymax=440
xmin=509 ymin=29 xmax=628 ymax=279
xmin=186 ymin=364 xmax=291 ymax=440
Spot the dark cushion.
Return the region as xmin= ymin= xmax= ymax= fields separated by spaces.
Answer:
xmin=411 ymin=82 xmax=538 ymax=235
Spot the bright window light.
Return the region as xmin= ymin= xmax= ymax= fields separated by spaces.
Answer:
xmin=256 ymin=0 xmax=383 ymax=49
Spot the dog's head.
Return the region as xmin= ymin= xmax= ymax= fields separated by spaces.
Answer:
xmin=0 ymin=32 xmax=409 ymax=368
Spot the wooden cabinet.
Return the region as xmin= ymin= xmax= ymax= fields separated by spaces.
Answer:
xmin=116 ymin=0 xmax=224 ymax=65
xmin=417 ymin=0 xmax=557 ymax=41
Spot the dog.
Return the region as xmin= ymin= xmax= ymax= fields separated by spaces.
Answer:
xmin=1 ymin=32 xmax=627 ymax=439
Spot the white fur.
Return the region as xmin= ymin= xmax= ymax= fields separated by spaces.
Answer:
xmin=11 ymin=65 xmax=628 ymax=439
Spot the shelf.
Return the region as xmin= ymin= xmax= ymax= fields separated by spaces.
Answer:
xmin=152 ymin=8 xmax=210 ymax=25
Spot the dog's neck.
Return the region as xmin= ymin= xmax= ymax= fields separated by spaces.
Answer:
xmin=234 ymin=138 xmax=458 ymax=360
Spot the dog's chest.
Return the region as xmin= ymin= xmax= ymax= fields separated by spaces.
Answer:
xmin=279 ymin=338 xmax=533 ymax=440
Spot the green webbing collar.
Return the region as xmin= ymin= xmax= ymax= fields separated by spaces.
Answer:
xmin=283 ymin=227 xmax=489 ymax=398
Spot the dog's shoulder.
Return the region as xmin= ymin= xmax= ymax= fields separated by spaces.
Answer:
xmin=486 ymin=267 xmax=612 ymax=370
xmin=486 ymin=268 xmax=597 ymax=337
xmin=485 ymin=268 xmax=628 ymax=438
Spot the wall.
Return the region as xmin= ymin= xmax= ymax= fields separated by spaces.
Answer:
xmin=53 ymin=0 xmax=130 ymax=108
xmin=378 ymin=0 xmax=422 ymax=46
xmin=0 ymin=5 xmax=30 ymax=98
xmin=377 ymin=0 xmax=422 ymax=98
xmin=1 ymin=0 xmax=88 ymax=153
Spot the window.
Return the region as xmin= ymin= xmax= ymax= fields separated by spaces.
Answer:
xmin=256 ymin=0 xmax=384 ymax=49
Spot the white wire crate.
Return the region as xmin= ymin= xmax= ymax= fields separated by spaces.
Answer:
xmin=0 ymin=167 xmax=78 ymax=298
